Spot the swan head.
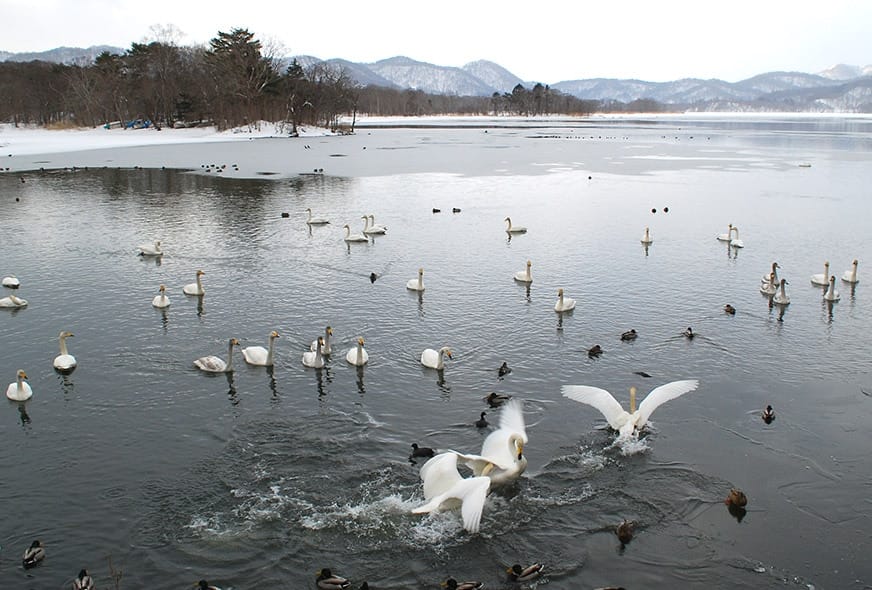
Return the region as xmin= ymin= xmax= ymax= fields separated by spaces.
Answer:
xmin=317 ymin=336 xmax=324 ymax=347
xmin=325 ymin=326 xmax=333 ymax=336
xmin=357 ymin=336 xmax=365 ymax=346
xmin=418 ymin=267 xmax=424 ymax=275
xmin=229 ymin=338 xmax=240 ymax=347
xmin=17 ymin=369 xmax=27 ymax=381
xmin=513 ymin=435 xmax=525 ymax=460
xmin=196 ymin=270 xmax=205 ymax=277
xmin=852 ymin=259 xmax=859 ymax=266
xmin=59 ymin=330 xmax=74 ymax=339
xmin=557 ymin=288 xmax=564 ymax=297
xmin=440 ymin=347 xmax=453 ymax=359
xmin=270 ymin=330 xmax=280 ymax=339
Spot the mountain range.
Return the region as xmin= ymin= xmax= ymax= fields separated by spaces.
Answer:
xmin=2 ymin=46 xmax=871 ymax=112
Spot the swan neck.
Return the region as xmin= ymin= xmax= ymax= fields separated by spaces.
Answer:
xmin=357 ymin=343 xmax=364 ymax=364
xmin=226 ymin=341 xmax=235 ymax=370
xmin=59 ymin=337 xmax=69 ymax=356
xmin=267 ymin=337 xmax=275 ymax=364
xmin=630 ymin=389 xmax=636 ymax=413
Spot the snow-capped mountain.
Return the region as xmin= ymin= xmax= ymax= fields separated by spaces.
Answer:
xmin=461 ymin=60 xmax=524 ymax=93
xmin=365 ymin=56 xmax=495 ymax=96
xmin=2 ymin=45 xmax=123 ymax=64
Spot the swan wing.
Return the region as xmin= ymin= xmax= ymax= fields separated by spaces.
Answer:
xmin=242 ymin=346 xmax=268 ymax=365
xmin=419 ymin=452 xmax=463 ymax=499
xmin=412 ymin=473 xmax=490 ymax=533
xmin=194 ymin=355 xmax=226 ymax=372
xmin=636 ymin=379 xmax=700 ymax=427
xmin=562 ymin=385 xmax=628 ymax=430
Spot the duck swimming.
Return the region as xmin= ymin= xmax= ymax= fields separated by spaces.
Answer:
xmin=616 ymin=519 xmax=635 ymax=545
xmin=725 ymin=488 xmax=748 ymax=508
xmin=475 ymin=411 xmax=489 ymax=428
xmin=316 ymin=569 xmax=351 ymax=590
xmin=409 ymin=443 xmax=435 ymax=461
xmin=22 ymin=540 xmax=45 ymax=568
xmin=588 ymin=344 xmax=603 ymax=358
xmin=484 ymin=392 xmax=511 ymax=407
xmin=507 ymin=563 xmax=544 ymax=583
xmin=621 ymin=329 xmax=638 ymax=341
xmin=724 ymin=304 xmax=736 ymax=315
xmin=498 ymin=361 xmax=511 ymax=377
xmin=683 ymin=327 xmax=694 ymax=339
xmin=762 ymin=405 xmax=775 ymax=424
xmin=73 ymin=569 xmax=95 ymax=590
xmin=442 ymin=578 xmax=484 ymax=590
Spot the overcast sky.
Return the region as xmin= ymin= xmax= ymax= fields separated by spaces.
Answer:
xmin=2 ymin=0 xmax=870 ymax=82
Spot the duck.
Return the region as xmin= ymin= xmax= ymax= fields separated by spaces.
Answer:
xmin=761 ymin=262 xmax=780 ymax=285
xmin=729 ymin=226 xmax=745 ymax=248
xmin=345 ymin=336 xmax=369 ymax=366
xmin=842 ymin=259 xmax=859 ymax=284
xmin=716 ymin=223 xmax=735 ymax=242
xmin=504 ymin=217 xmax=527 ymax=233
xmin=73 ymin=569 xmax=95 ymax=590
xmin=53 ymin=330 xmax=77 ymax=372
xmin=810 ymin=261 xmax=830 ymax=286
xmin=242 ymin=330 xmax=280 ymax=366
xmin=773 ymin=278 xmax=790 ymax=305
xmin=343 ymin=224 xmax=369 ymax=242
xmin=442 ymin=579 xmax=483 ymax=590
xmin=475 ymin=411 xmax=489 ymax=428
xmin=507 ymin=563 xmax=545 ymax=583
xmin=316 ymin=568 xmax=351 ymax=590
xmin=365 ymin=214 xmax=387 ymax=233
xmin=194 ymin=338 xmax=240 ymax=373
xmin=724 ymin=304 xmax=737 ymax=315
xmin=183 ymin=270 xmax=205 ymax=296
xmin=22 ymin=540 xmax=45 ymax=568
xmin=683 ymin=327 xmax=695 ymax=340
xmin=421 ymin=346 xmax=452 ymax=369
xmin=0 ymin=293 xmax=28 ymax=308
xmin=303 ymin=337 xmax=325 ymax=369
xmin=484 ymin=392 xmax=511 ymax=407
xmin=762 ymin=405 xmax=775 ymax=424
xmin=498 ymin=362 xmax=511 ymax=377
xmin=152 ymin=284 xmax=170 ymax=308
xmin=451 ymin=399 xmax=529 ymax=485
xmin=1 ymin=275 xmax=20 ymax=288
xmin=824 ymin=275 xmax=840 ymax=302
xmin=760 ymin=272 xmax=777 ymax=296
xmin=409 ymin=443 xmax=435 ymax=461
xmin=616 ymin=519 xmax=635 ymax=545
xmin=621 ymin=329 xmax=638 ymax=341
xmin=138 ymin=240 xmax=162 ymax=256
xmin=406 ymin=268 xmax=425 ymax=291
xmin=562 ymin=379 xmax=700 ymax=439
xmin=725 ymin=488 xmax=748 ymax=508
xmin=554 ymin=288 xmax=576 ymax=312
xmin=514 ymin=260 xmax=533 ymax=283
xmin=640 ymin=226 xmax=653 ymax=244
xmin=311 ymin=326 xmax=334 ymax=355
xmin=452 ymin=207 xmax=461 ymax=213
xmin=412 ymin=453 xmax=491 ymax=533
xmin=6 ymin=369 xmax=33 ymax=401
xmin=305 ymin=207 xmax=330 ymax=225
xmin=588 ymin=344 xmax=603 ymax=358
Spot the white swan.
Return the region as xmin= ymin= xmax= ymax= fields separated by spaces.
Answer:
xmin=730 ymin=226 xmax=745 ymax=248
xmin=310 ymin=326 xmax=333 ymax=355
xmin=151 ymin=284 xmax=170 ymax=308
xmin=411 ymin=452 xmax=491 ymax=533
xmin=302 ymin=336 xmax=325 ymax=368
xmin=1 ymin=275 xmax=20 ymax=289
xmin=421 ymin=346 xmax=452 ymax=369
xmin=138 ymin=240 xmax=162 ymax=256
xmin=0 ymin=293 xmax=27 ymax=308
xmin=824 ymin=275 xmax=840 ymax=302
xmin=6 ymin=370 xmax=33 ymax=401
xmin=407 ymin=268 xmax=425 ymax=291
xmin=345 ymin=336 xmax=369 ymax=366
xmin=367 ymin=214 xmax=387 ymax=233
xmin=716 ymin=223 xmax=735 ymax=242
xmin=562 ymin=379 xmax=700 ymax=439
xmin=242 ymin=330 xmax=280 ymax=366
xmin=53 ymin=331 xmax=77 ymax=372
xmin=183 ymin=270 xmax=205 ymax=296
xmin=640 ymin=226 xmax=653 ymax=244
xmin=762 ymin=262 xmax=780 ymax=284
xmin=773 ymin=278 xmax=790 ymax=306
xmin=504 ymin=217 xmax=527 ymax=233
xmin=305 ymin=207 xmax=330 ymax=225
xmin=760 ymin=272 xmax=777 ymax=296
xmin=514 ymin=260 xmax=532 ymax=283
xmin=452 ymin=399 xmax=529 ymax=485
xmin=842 ymin=259 xmax=859 ymax=284
xmin=343 ymin=224 xmax=369 ymax=242
xmin=194 ymin=338 xmax=239 ymax=372
xmin=362 ymin=215 xmax=386 ymax=235
xmin=810 ymin=261 xmax=830 ymax=286
xmin=554 ymin=288 xmax=576 ymax=312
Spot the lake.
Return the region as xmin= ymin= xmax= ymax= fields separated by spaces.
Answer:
xmin=2 ymin=115 xmax=871 ymax=589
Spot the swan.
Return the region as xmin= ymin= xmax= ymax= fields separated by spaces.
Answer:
xmin=343 ymin=224 xmax=369 ymax=242
xmin=305 ymin=207 xmax=330 ymax=225
xmin=762 ymin=262 xmax=780 ymax=284
xmin=73 ymin=569 xmax=95 ymax=590
xmin=773 ymin=278 xmax=790 ymax=305
xmin=194 ymin=338 xmax=239 ymax=372
xmin=514 ymin=260 xmax=532 ymax=283
xmin=53 ymin=331 xmax=77 ymax=372
xmin=183 ymin=270 xmax=205 ymax=296
xmin=6 ymin=369 xmax=33 ymax=401
xmin=824 ymin=275 xmax=840 ymax=302
xmin=842 ymin=259 xmax=859 ymax=284
xmin=242 ymin=330 xmax=280 ymax=366
xmin=452 ymin=398 xmax=528 ymax=485
xmin=311 ymin=326 xmax=333 ymax=355
xmin=716 ymin=223 xmax=735 ymax=242
xmin=810 ymin=261 xmax=830 ymax=286
xmin=760 ymin=272 xmax=777 ymax=295
xmin=562 ymin=379 xmax=700 ymax=439
xmin=316 ymin=569 xmax=350 ymax=590
xmin=363 ymin=214 xmax=387 ymax=234
xmin=730 ymin=226 xmax=745 ymax=248
xmin=22 ymin=540 xmax=45 ymax=568
xmin=138 ymin=240 xmax=162 ymax=256
xmin=411 ymin=452 xmax=491 ymax=534
xmin=302 ymin=336 xmax=325 ymax=368
xmin=421 ymin=346 xmax=452 ymax=369
xmin=2 ymin=275 xmax=20 ymax=288
xmin=151 ymin=284 xmax=170 ymax=308
xmin=345 ymin=337 xmax=369 ymax=366
xmin=640 ymin=226 xmax=653 ymax=244
xmin=406 ymin=268 xmax=425 ymax=291
xmin=0 ymin=293 xmax=27 ymax=308
xmin=554 ymin=288 xmax=576 ymax=312
xmin=504 ymin=217 xmax=527 ymax=233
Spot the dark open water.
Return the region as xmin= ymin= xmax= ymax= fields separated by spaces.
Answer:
xmin=2 ymin=116 xmax=871 ymax=589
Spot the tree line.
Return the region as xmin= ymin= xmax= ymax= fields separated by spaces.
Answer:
xmin=0 ymin=27 xmax=671 ymax=131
